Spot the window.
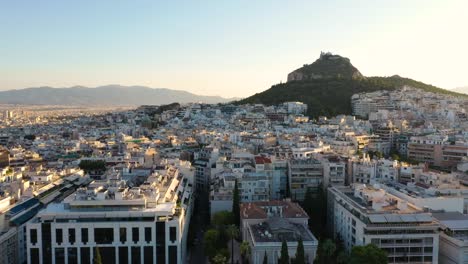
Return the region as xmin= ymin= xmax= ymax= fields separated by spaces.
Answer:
xmin=156 ymin=222 xmax=166 ymax=263
xmin=132 ymin=227 xmax=139 ymax=243
xmin=120 ymin=228 xmax=127 ymax=243
xmin=56 ymin=229 xmax=63 ymax=244
xmin=144 ymin=246 xmax=153 ymax=264
xmin=169 ymin=245 xmax=178 ymax=264
xmin=119 ymin=247 xmax=128 ymax=264
xmin=69 ymin=229 xmax=76 ymax=244
xmin=80 ymin=248 xmax=90 ymax=264
xmin=30 ymin=248 xmax=39 ymax=264
xmin=145 ymin=227 xmax=151 ymax=243
xmin=94 ymin=228 xmax=114 ymax=244
xmin=30 ymin=229 xmax=37 ymax=244
xmin=68 ymin=248 xmax=77 ymax=264
xmin=99 ymin=247 xmax=116 ymax=264
xmin=170 ymin=227 xmax=177 ymax=242
xmin=55 ymin=248 xmax=65 ymax=263
xmin=131 ymin=247 xmax=140 ymax=263
xmin=81 ymin=228 xmax=88 ymax=244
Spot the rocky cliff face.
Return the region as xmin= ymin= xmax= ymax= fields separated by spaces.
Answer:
xmin=287 ymin=52 xmax=363 ymax=82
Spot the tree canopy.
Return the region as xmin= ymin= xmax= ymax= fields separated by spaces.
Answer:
xmin=350 ymin=244 xmax=387 ymax=264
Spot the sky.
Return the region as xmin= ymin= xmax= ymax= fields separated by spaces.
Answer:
xmin=0 ymin=0 xmax=467 ymax=98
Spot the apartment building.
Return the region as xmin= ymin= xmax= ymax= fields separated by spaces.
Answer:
xmin=288 ymin=158 xmax=323 ymax=200
xmin=408 ymin=135 xmax=468 ymax=169
xmin=26 ymin=164 xmax=193 ymax=264
xmin=328 ymin=184 xmax=440 ymax=264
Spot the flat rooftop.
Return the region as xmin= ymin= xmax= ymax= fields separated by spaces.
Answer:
xmin=250 ymin=217 xmax=316 ymax=243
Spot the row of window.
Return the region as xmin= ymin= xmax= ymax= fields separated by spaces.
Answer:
xmin=30 ymin=226 xmax=177 ymax=245
xmin=30 ymin=246 xmax=178 ymax=264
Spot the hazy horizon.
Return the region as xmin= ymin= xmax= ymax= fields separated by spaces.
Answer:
xmin=1 ymin=0 xmax=467 ymax=97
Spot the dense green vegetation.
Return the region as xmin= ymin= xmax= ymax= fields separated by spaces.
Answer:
xmin=78 ymin=160 xmax=106 ymax=172
xmin=236 ymin=76 xmax=467 ymax=118
xmin=349 ymin=244 xmax=388 ymax=264
xmin=204 ymin=211 xmax=236 ymax=262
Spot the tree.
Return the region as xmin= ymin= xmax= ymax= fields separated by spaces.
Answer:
xmin=321 ymin=239 xmax=336 ymax=263
xmin=303 ymin=188 xmax=314 ymax=215
xmin=285 ymin=175 xmax=291 ymax=198
xmin=227 ymin=225 xmax=239 ymax=264
xmin=240 ymin=240 xmax=251 ymax=263
xmin=232 ymin=179 xmax=240 ymax=227
xmin=94 ymin=247 xmax=102 ymax=264
xmin=204 ymin=229 xmax=220 ymax=259
xmin=279 ymin=240 xmax=289 ymax=264
xmin=263 ymin=251 xmax=268 ymax=264
xmin=212 ymin=211 xmax=234 ymax=227
xmin=24 ymin=134 xmax=36 ymax=141
xmin=213 ymin=253 xmax=228 ymax=264
xmin=350 ymin=244 xmax=387 ymax=264
xmin=295 ymin=237 xmax=305 ymax=264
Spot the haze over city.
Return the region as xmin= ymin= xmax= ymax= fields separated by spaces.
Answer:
xmin=1 ymin=0 xmax=468 ymax=97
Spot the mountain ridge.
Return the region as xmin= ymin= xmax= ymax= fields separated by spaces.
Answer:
xmin=0 ymin=85 xmax=237 ymax=106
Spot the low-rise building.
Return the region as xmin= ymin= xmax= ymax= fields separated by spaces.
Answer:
xmin=240 ymin=200 xmax=318 ymax=264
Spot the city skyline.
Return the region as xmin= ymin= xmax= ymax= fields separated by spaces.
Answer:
xmin=1 ymin=0 xmax=468 ymax=97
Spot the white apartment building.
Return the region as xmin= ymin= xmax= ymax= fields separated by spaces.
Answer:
xmin=351 ymin=155 xmax=377 ymax=184
xmin=328 ymin=184 xmax=440 ymax=264
xmin=26 ymin=163 xmax=193 ymax=264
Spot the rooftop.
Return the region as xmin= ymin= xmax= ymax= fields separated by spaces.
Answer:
xmin=250 ymin=217 xmax=316 ymax=243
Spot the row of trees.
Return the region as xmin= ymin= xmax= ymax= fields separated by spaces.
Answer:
xmin=278 ymin=239 xmax=306 ymax=264
xmin=204 ymin=210 xmax=239 ymax=263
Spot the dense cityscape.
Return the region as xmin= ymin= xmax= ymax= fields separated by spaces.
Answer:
xmin=2 ymin=1 xmax=468 ymax=264
xmin=0 ymin=84 xmax=466 ymax=264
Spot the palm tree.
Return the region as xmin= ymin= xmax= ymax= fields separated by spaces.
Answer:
xmin=240 ymin=240 xmax=251 ymax=263
xmin=94 ymin=247 xmax=102 ymax=264
xmin=227 ymin=224 xmax=239 ymax=264
xmin=213 ymin=253 xmax=228 ymax=264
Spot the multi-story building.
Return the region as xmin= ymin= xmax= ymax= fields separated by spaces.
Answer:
xmin=0 ymin=148 xmax=9 ymax=168
xmin=0 ymin=227 xmax=18 ymax=264
xmin=240 ymin=200 xmax=318 ymax=264
xmin=351 ymin=155 xmax=377 ymax=184
xmin=407 ymin=135 xmax=468 ymax=169
xmin=432 ymin=212 xmax=468 ymax=264
xmin=328 ymin=184 xmax=440 ymax=264
xmin=288 ymin=158 xmax=323 ymax=200
xmin=322 ymin=156 xmax=347 ymax=186
xmin=26 ymin=164 xmax=193 ymax=264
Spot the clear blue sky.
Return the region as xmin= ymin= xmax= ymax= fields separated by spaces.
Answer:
xmin=1 ymin=0 xmax=467 ymax=97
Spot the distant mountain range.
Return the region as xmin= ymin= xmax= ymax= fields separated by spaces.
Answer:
xmin=0 ymin=85 xmax=236 ymax=106
xmin=453 ymin=86 xmax=468 ymax=95
xmin=237 ymin=52 xmax=467 ymax=117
